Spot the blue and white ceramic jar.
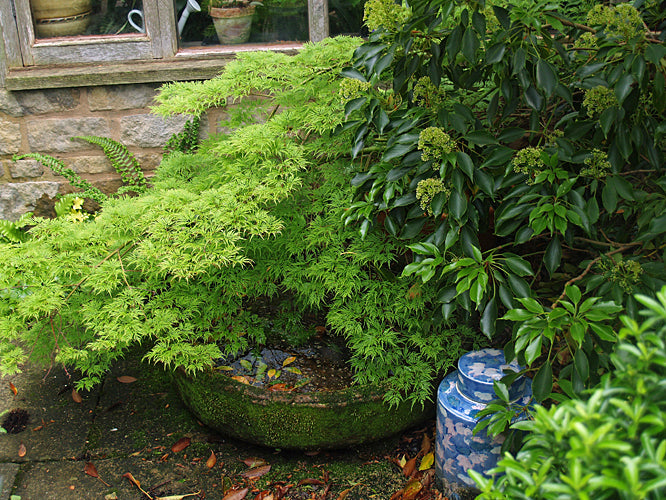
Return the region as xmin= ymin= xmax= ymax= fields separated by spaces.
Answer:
xmin=435 ymin=348 xmax=532 ymax=496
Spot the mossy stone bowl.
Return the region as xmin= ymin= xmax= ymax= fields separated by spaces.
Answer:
xmin=173 ymin=367 xmax=433 ymax=450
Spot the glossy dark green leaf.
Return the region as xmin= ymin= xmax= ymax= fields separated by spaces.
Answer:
xmin=601 ymin=182 xmax=618 ymax=213
xmin=461 ymin=226 xmax=480 ymax=258
xmin=504 ymin=256 xmax=533 ymax=277
xmin=384 ymin=214 xmax=398 ymax=236
xmin=507 ymin=273 xmax=531 ymax=298
xmin=614 ymin=74 xmax=634 ymax=104
xmin=449 ymin=191 xmax=467 ymax=220
xmin=524 ymin=86 xmax=543 ymax=111
xmin=645 ymin=44 xmax=666 ymax=65
xmin=475 ymin=169 xmax=495 ymax=197
xmin=344 ymin=97 xmax=367 ymax=118
xmin=431 ymin=191 xmax=447 ymax=217
xmin=456 ymin=151 xmax=474 ymax=179
xmin=585 ymin=197 xmax=600 ymax=224
xmin=485 ymin=43 xmax=506 ymax=64
xmin=514 ymin=226 xmax=533 ymax=244
xmin=393 ymin=193 xmax=417 ymax=207
xmin=574 ymin=349 xmax=589 ymax=382
xmin=374 ymin=108 xmax=390 ymax=134
xmin=438 ymin=285 xmax=457 ymax=303
xmin=577 ymin=61 xmax=606 ymax=79
xmin=598 ymin=107 xmax=616 ymax=137
xmin=442 ymin=302 xmax=456 ymax=321
xmin=340 ymin=67 xmax=368 ymax=82
xmin=400 ymin=218 xmax=426 ymax=239
xmin=498 ymin=127 xmax=525 ymax=143
xmin=472 ymin=10 xmax=486 ymax=34
xmin=532 ymin=361 xmax=553 ymax=402
xmin=383 ymin=143 xmax=415 ymax=162
xmin=374 ymin=52 xmax=394 ymax=77
xmin=536 ymin=60 xmax=558 ymax=96
xmin=544 ymin=237 xmax=562 ymax=276
xmin=512 ymin=47 xmax=525 ymax=75
xmin=461 ymin=28 xmax=479 ymax=62
xmin=386 ymin=166 xmax=412 ymax=182
xmin=465 ymin=130 xmax=498 ymax=145
xmin=608 ymin=175 xmax=634 ymax=201
xmin=446 ymin=25 xmax=463 ymax=62
xmin=351 ymin=172 xmax=373 ymax=187
xmin=481 ymin=297 xmax=497 ymax=339
xmin=445 ymin=227 xmax=459 ymax=250
xmin=493 ymin=5 xmax=510 ymax=29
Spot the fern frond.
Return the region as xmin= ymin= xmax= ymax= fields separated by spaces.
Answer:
xmin=13 ymin=153 xmax=107 ymax=204
xmin=73 ymin=136 xmax=147 ymax=193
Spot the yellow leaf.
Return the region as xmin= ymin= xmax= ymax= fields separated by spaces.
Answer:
xmin=219 ymin=366 xmax=234 ymax=371
xmin=285 ymin=367 xmax=302 ymax=375
xmin=419 ymin=452 xmax=434 ymax=471
xmin=398 ymin=455 xmax=407 ymax=468
xmin=282 ymin=356 xmax=297 ymax=367
xmin=267 ymin=369 xmax=277 ymax=379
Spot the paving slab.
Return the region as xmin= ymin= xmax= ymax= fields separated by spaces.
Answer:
xmin=1 ymin=365 xmax=98 ymax=463
xmin=1 ymin=351 xmax=439 ymax=500
xmin=0 ymin=463 xmax=19 ymax=500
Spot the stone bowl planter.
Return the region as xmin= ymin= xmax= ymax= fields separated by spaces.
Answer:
xmin=173 ymin=367 xmax=433 ymax=450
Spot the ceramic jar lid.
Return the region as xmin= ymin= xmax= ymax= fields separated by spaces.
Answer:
xmin=456 ymin=348 xmax=526 ymax=403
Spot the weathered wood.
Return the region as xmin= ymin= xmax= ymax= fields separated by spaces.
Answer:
xmin=4 ymin=48 xmax=295 ymax=90
xmin=308 ymin=0 xmax=329 ymax=43
xmin=0 ymin=1 xmax=23 ymax=68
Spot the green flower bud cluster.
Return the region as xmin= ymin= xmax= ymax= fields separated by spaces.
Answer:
xmin=512 ymin=147 xmax=545 ymax=184
xmin=573 ymin=32 xmax=598 ymax=51
xmin=581 ymin=149 xmax=611 ymax=179
xmin=598 ymin=257 xmax=643 ymax=292
xmin=587 ymin=3 xmax=645 ymax=41
xmin=416 ymin=177 xmax=450 ymax=215
xmin=418 ymin=127 xmax=456 ymax=162
xmin=583 ymin=86 xmax=618 ymax=118
xmin=364 ymin=0 xmax=411 ymax=32
xmin=338 ymin=78 xmax=372 ymax=101
xmin=412 ymin=77 xmax=444 ymax=109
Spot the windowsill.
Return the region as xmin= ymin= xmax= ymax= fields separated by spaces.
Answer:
xmin=4 ymin=42 xmax=303 ymax=91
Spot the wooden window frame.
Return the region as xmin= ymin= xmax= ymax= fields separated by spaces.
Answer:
xmin=0 ymin=0 xmax=329 ymax=90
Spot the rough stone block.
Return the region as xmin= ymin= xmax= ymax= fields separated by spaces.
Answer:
xmin=0 ymin=181 xmax=59 ymax=221
xmin=88 ymin=84 xmax=159 ymax=111
xmin=0 ymin=118 xmax=21 ymax=155
xmin=9 ymin=159 xmax=44 ymax=179
xmin=14 ymin=88 xmax=80 ymax=115
xmin=120 ymin=113 xmax=190 ymax=148
xmin=27 ymin=117 xmax=110 ymax=153
xmin=0 ymin=89 xmax=24 ymax=117
xmin=68 ymin=155 xmax=116 ymax=175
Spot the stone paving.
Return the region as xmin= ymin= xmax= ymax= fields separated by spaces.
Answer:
xmin=1 ymin=353 xmax=427 ymax=500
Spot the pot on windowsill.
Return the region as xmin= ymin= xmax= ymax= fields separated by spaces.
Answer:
xmin=30 ymin=0 xmax=93 ymax=37
xmin=173 ymin=366 xmax=433 ymax=450
xmin=209 ymin=0 xmax=260 ymax=44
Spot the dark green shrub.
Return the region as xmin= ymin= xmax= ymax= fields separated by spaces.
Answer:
xmin=340 ymin=0 xmax=666 ymax=402
xmin=471 ymin=286 xmax=666 ymax=499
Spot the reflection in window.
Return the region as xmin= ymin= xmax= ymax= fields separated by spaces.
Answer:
xmin=31 ymin=0 xmax=145 ymax=38
xmin=180 ymin=0 xmax=366 ymax=46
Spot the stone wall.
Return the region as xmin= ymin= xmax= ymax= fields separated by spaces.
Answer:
xmin=0 ymin=83 xmax=202 ymax=221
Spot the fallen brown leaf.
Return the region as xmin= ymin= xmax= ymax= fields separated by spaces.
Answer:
xmin=222 ymin=487 xmax=249 ymax=500
xmin=32 ymin=425 xmax=43 ymax=432
xmin=18 ymin=443 xmax=26 ymax=457
xmin=171 ymin=437 xmax=191 ymax=453
xmin=241 ymin=464 xmax=271 ymax=479
xmin=206 ymin=450 xmax=217 ymax=469
xmin=297 ymin=478 xmax=324 ymax=486
xmin=72 ymin=389 xmax=82 ymax=403
xmin=254 ymin=491 xmax=273 ymax=500
xmin=402 ymin=478 xmax=423 ymax=500
xmin=421 ymin=433 xmax=432 ymax=455
xmin=9 ymin=382 xmax=17 ymax=396
xmin=84 ymin=462 xmax=111 ymax=487
xmin=156 ymin=493 xmax=201 ymax=500
xmin=403 ymin=457 xmax=417 ymax=477
xmin=117 ymin=375 xmax=138 ymax=383
xmin=242 ymin=457 xmax=269 ymax=468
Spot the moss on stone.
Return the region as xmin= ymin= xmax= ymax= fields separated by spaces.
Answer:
xmin=173 ymin=368 xmax=433 ymax=450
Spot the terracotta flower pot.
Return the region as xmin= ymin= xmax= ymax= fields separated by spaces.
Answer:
xmin=209 ymin=5 xmax=256 ymax=44
xmin=31 ymin=0 xmax=93 ymax=37
xmin=173 ymin=366 xmax=434 ymax=450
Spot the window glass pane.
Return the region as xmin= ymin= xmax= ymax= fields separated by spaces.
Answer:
xmin=179 ymin=0 xmax=308 ymax=46
xmin=31 ymin=0 xmax=145 ymax=39
xmin=329 ymin=0 xmax=365 ymax=37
